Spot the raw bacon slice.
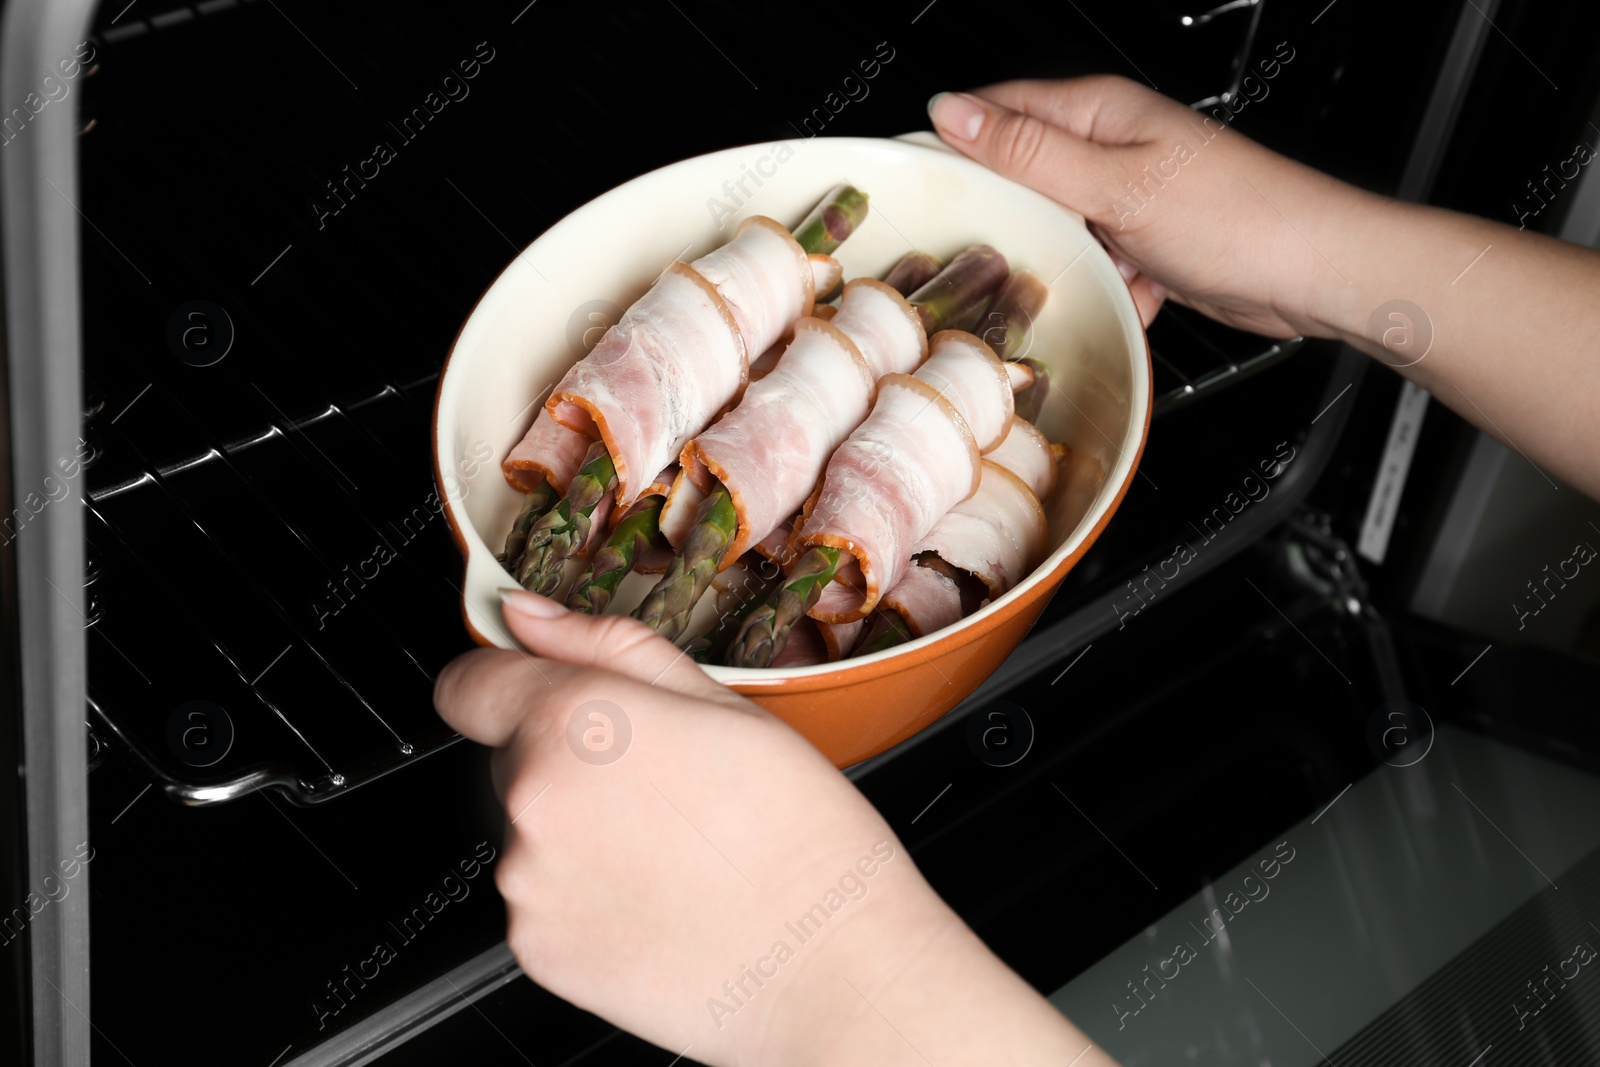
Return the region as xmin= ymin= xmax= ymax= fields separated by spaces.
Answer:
xmin=751 ymin=518 xmax=797 ymax=565
xmin=546 ymin=263 xmax=746 ymax=507
xmin=688 ymin=216 xmax=814 ymax=358
xmin=829 ymin=279 xmax=928 ymax=379
xmin=817 ymin=619 xmax=864 ymax=661
xmin=682 ymin=318 xmax=875 ymax=565
xmin=913 ymin=330 xmax=1016 ymax=453
xmin=658 ymin=469 xmax=704 ymax=551
xmin=773 ymin=617 xmax=828 ymax=668
xmin=1005 ymin=361 xmax=1035 ymax=393
xmin=872 ymin=418 xmax=1060 ymax=642
xmin=986 ymin=415 xmax=1059 ymax=499
xmin=880 ymin=563 xmax=965 ymax=639
xmin=673 ymin=276 xmax=926 ymax=572
xmin=501 ymin=408 xmax=592 ymax=494
xmin=914 ymin=460 xmax=1048 ymax=601
xmin=808 ymin=254 xmax=843 ymax=300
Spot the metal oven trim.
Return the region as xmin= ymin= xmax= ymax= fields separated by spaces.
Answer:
xmin=0 ymin=0 xmax=99 ymax=1063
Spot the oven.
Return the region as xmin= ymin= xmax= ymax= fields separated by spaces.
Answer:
xmin=5 ymin=0 xmax=1599 ymax=1063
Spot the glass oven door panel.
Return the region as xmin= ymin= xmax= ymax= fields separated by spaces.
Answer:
xmin=1051 ymin=727 xmax=1600 ymax=1064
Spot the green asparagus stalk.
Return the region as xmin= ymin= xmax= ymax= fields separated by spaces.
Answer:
xmin=791 ymin=184 xmax=871 ymax=256
xmin=565 ymin=495 xmax=663 ymax=614
xmin=631 ymin=484 xmax=738 ymax=640
xmin=515 ymin=441 xmax=617 ymax=595
xmin=907 ymin=245 xmax=1010 ymax=335
xmin=725 ymin=546 xmax=841 ymax=668
xmin=497 ymin=479 xmax=557 ymax=565
xmin=883 ymin=252 xmax=944 ymax=296
xmin=688 ymin=566 xmax=777 ymax=662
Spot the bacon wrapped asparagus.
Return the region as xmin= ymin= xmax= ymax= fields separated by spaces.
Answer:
xmin=726 ymin=329 xmax=1029 ymax=667
xmin=509 ymin=185 xmax=869 ymax=592
xmin=855 ymin=417 xmax=1061 ymax=655
xmin=496 ymin=410 xmax=592 ymax=564
xmin=634 ymin=248 xmax=1009 ymax=640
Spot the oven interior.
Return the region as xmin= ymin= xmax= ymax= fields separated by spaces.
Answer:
xmin=47 ymin=0 xmax=1600 ymax=1063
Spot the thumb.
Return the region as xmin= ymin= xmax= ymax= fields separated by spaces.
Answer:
xmin=498 ymin=589 xmax=732 ymax=701
xmin=928 ymin=91 xmax=1133 ymax=230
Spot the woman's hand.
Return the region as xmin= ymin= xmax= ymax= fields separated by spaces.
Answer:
xmin=931 ymin=75 xmax=1600 ymax=498
xmin=928 ymin=75 xmax=1374 ymax=338
xmin=436 ymin=590 xmax=1112 ymax=1066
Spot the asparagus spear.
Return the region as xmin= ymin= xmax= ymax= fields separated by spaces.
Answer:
xmin=980 ymin=271 xmax=1052 ymax=422
xmin=906 ymin=245 xmax=1010 ymax=335
xmin=514 ymin=441 xmax=616 ymax=595
xmin=724 ymin=546 xmax=841 ymax=668
xmin=565 ymin=495 xmax=662 ymax=614
xmin=687 ymin=565 xmax=777 ymax=662
xmin=497 ymin=479 xmax=557 ymax=565
xmin=630 ymin=484 xmax=737 ymax=640
xmin=883 ymin=251 xmax=943 ymax=296
xmin=791 ymin=184 xmax=871 ymax=257
xmin=981 ymin=271 xmax=1047 ymax=359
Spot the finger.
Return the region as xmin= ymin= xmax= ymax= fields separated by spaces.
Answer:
xmin=1106 ymin=251 xmax=1167 ymax=328
xmin=967 ymin=75 xmax=1171 ymax=146
xmin=1128 ymin=274 xmax=1168 ymax=328
xmin=928 ymin=91 xmax=1135 ymax=230
xmin=499 ymin=589 xmax=733 ymax=702
xmin=433 ymin=643 xmax=576 ymax=748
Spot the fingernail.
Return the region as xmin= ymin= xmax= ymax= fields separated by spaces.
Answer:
xmin=1112 ymin=256 xmax=1138 ymax=282
xmin=501 ymin=587 xmax=565 ymax=619
xmin=928 ymin=92 xmax=985 ymax=142
xmin=1149 ymin=282 xmax=1168 ymax=303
